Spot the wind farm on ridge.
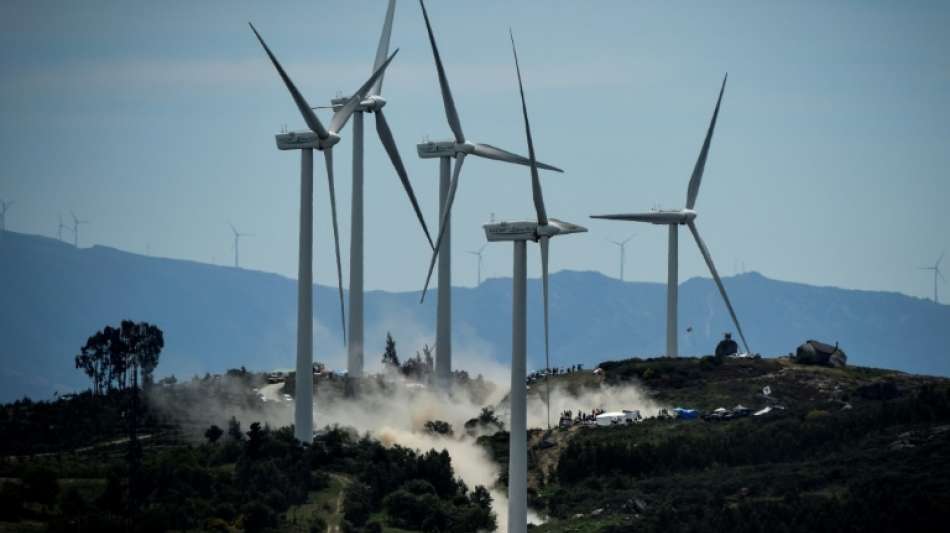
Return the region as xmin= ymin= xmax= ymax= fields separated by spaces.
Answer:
xmin=2 ymin=1 xmax=950 ymax=532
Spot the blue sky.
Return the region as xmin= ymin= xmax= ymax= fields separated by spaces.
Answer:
xmin=2 ymin=0 xmax=949 ymax=300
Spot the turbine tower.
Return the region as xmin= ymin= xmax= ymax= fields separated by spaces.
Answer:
xmin=229 ymin=223 xmax=252 ymax=269
xmin=70 ymin=211 xmax=88 ymax=248
xmin=467 ymin=243 xmax=487 ymax=286
xmin=919 ymin=252 xmax=945 ymax=304
xmin=57 ymin=214 xmax=67 ymax=242
xmin=483 ymin=32 xmax=584 ymax=533
xmin=0 ymin=200 xmax=13 ymax=232
xmin=608 ymin=234 xmax=635 ymax=281
xmin=591 ymin=75 xmax=750 ymax=358
xmin=323 ymin=0 xmax=434 ymax=381
xmin=250 ymin=23 xmax=396 ymax=442
xmin=417 ymin=0 xmax=562 ymax=389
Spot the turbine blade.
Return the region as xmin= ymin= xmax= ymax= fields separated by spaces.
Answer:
xmin=370 ymin=0 xmax=397 ymax=96
xmin=249 ymin=22 xmax=329 ymax=140
xmin=622 ymin=233 xmax=636 ymax=245
xmin=375 ymin=109 xmax=435 ymax=249
xmin=471 ymin=143 xmax=562 ymax=173
xmin=420 ymin=153 xmax=466 ymax=302
xmin=590 ymin=212 xmax=666 ymax=222
xmin=686 ymin=73 xmax=727 ymax=210
xmin=687 ymin=221 xmax=750 ymax=353
xmin=324 ymin=149 xmax=347 ymax=346
xmin=540 ymin=235 xmax=551 ymax=430
xmin=419 ymin=0 xmax=465 ymax=143
xmin=329 ymin=49 xmax=399 ymax=133
xmin=938 ymin=251 xmax=945 ymax=269
xmin=510 ymin=29 xmax=547 ymax=226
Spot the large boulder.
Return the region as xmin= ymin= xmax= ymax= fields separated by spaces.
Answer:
xmin=794 ymin=339 xmax=847 ymax=367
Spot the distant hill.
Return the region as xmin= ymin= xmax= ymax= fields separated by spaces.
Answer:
xmin=1 ymin=230 xmax=948 ymax=401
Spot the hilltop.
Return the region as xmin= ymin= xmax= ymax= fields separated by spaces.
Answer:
xmin=518 ymin=356 xmax=950 ymax=532
xmin=2 ymin=229 xmax=949 ymax=402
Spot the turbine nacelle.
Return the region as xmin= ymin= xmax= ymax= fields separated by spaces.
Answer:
xmin=417 ymin=139 xmax=457 ymax=158
xmin=416 ymin=139 xmax=475 ymax=158
xmin=276 ymin=130 xmax=341 ymax=151
xmin=484 ymin=219 xmax=587 ymax=242
xmin=329 ymin=94 xmax=388 ymax=113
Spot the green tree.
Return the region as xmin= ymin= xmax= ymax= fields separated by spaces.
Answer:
xmin=205 ymin=424 xmax=224 ymax=444
xmin=343 ymin=481 xmax=372 ymax=527
xmin=424 ymin=420 xmax=454 ymax=436
xmin=382 ymin=332 xmax=400 ymax=368
xmin=227 ymin=417 xmax=243 ymax=441
xmin=74 ymin=321 xmax=164 ymax=393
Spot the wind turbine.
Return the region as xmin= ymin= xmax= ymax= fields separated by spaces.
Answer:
xmin=320 ymin=0 xmax=434 ymax=381
xmin=607 ymin=234 xmax=636 ymax=281
xmin=70 ymin=211 xmax=88 ymax=248
xmin=229 ymin=223 xmax=252 ymax=269
xmin=591 ymin=75 xmax=750 ymax=358
xmin=250 ymin=23 xmax=396 ymax=442
xmin=919 ymin=252 xmax=945 ymax=304
xmin=483 ymin=32 xmax=585 ymax=533
xmin=416 ymin=0 xmax=562 ymax=389
xmin=0 ymin=200 xmax=12 ymax=232
xmin=57 ymin=214 xmax=68 ymax=242
xmin=467 ymin=244 xmax=487 ymax=286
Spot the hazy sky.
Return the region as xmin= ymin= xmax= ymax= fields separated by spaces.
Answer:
xmin=2 ymin=0 xmax=948 ymax=300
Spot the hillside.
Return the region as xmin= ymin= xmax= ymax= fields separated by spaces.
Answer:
xmin=2 ymin=230 xmax=949 ymax=402
xmin=2 ymin=355 xmax=949 ymax=532
xmin=522 ymin=357 xmax=950 ymax=532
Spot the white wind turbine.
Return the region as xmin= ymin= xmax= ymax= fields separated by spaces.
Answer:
xmin=591 ymin=75 xmax=750 ymax=358
xmin=416 ymin=0 xmax=562 ymax=388
xmin=919 ymin=252 xmax=945 ymax=304
xmin=229 ymin=223 xmax=252 ymax=269
xmin=0 ymin=200 xmax=13 ymax=232
xmin=319 ymin=0 xmax=434 ymax=381
xmin=467 ymin=243 xmax=487 ymax=286
xmin=57 ymin=214 xmax=68 ymax=242
xmin=482 ymin=32 xmax=584 ymax=533
xmin=70 ymin=211 xmax=88 ymax=248
xmin=608 ymin=234 xmax=636 ymax=282
xmin=250 ymin=23 xmax=396 ymax=442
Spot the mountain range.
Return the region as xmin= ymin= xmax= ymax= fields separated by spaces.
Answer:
xmin=1 ymin=230 xmax=947 ymax=401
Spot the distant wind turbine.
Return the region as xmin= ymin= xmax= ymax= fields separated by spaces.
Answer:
xmin=467 ymin=244 xmax=487 ymax=286
xmin=607 ymin=234 xmax=636 ymax=281
xmin=57 ymin=213 xmax=68 ymax=242
xmin=229 ymin=223 xmax=252 ymax=269
xmin=591 ymin=75 xmax=750 ymax=358
xmin=482 ymin=31 xmax=584 ymax=533
xmin=70 ymin=211 xmax=88 ymax=248
xmin=0 ymin=200 xmax=13 ymax=232
xmin=416 ymin=0 xmax=562 ymax=389
xmin=250 ymin=22 xmax=396 ymax=442
xmin=919 ymin=252 xmax=946 ymax=304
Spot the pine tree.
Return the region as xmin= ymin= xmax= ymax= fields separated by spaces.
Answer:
xmin=382 ymin=332 xmax=400 ymax=368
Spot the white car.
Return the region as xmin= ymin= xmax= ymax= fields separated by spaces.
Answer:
xmin=595 ymin=410 xmax=642 ymax=427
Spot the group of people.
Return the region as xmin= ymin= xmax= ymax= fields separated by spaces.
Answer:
xmin=526 ymin=364 xmax=586 ymax=384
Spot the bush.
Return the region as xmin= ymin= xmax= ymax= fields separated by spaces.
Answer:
xmin=384 ymin=488 xmax=443 ymax=530
xmin=22 ymin=465 xmax=59 ymax=506
xmin=343 ymin=482 xmax=372 ymax=526
xmin=241 ymin=501 xmax=276 ymax=532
